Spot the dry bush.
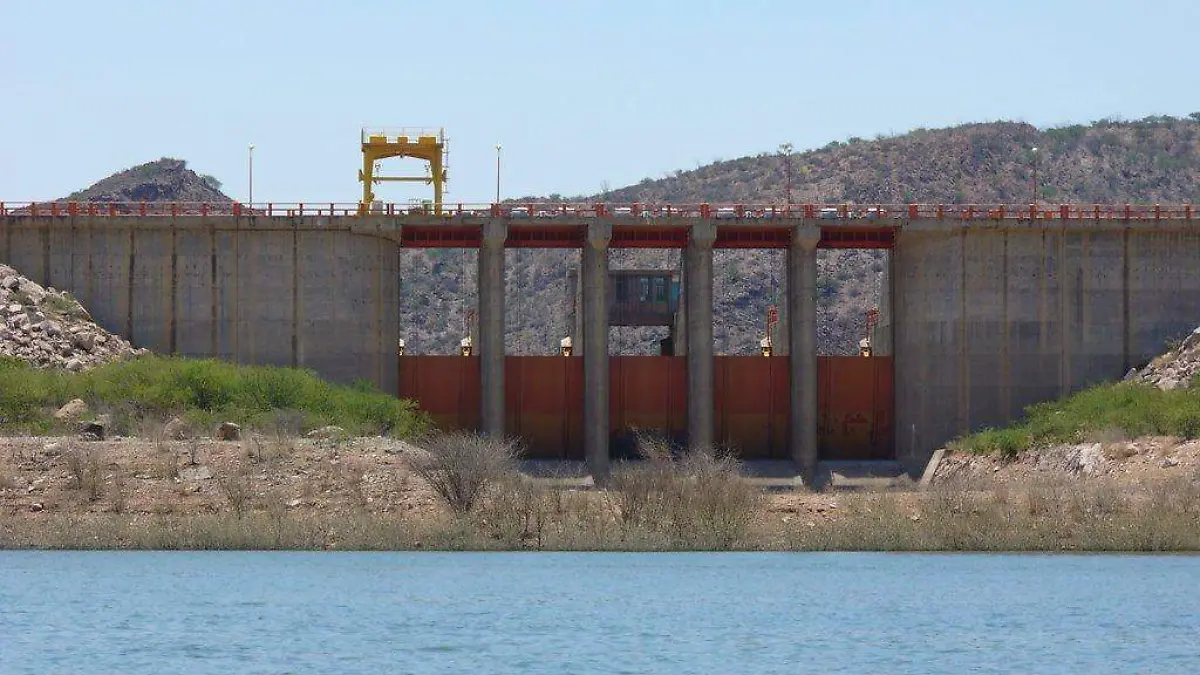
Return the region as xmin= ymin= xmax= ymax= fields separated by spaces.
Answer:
xmin=1067 ymin=478 xmax=1128 ymax=519
xmin=245 ymin=433 xmax=289 ymax=465
xmin=155 ymin=449 xmax=180 ymax=481
xmin=1024 ymin=479 xmax=1070 ymax=518
xmin=609 ymin=436 xmax=762 ymax=549
xmin=409 ymin=432 xmax=519 ymax=515
xmin=672 ymin=449 xmax=763 ymax=548
xmin=63 ymin=445 xmax=104 ymax=501
xmin=1146 ymin=475 xmax=1200 ymax=516
xmin=109 ymin=467 xmax=127 ymax=514
xmin=186 ymin=439 xmax=202 ymax=467
xmin=478 ymin=476 xmax=552 ymax=548
xmin=218 ymin=468 xmax=254 ymax=517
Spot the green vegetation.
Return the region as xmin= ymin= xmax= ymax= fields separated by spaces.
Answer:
xmin=0 ymin=356 xmax=428 ymax=437
xmin=954 ymin=380 xmax=1200 ymax=459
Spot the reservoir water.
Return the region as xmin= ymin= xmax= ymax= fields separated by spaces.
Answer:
xmin=1 ymin=552 xmax=1197 ymax=674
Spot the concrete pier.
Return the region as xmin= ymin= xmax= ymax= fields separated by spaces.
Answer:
xmin=685 ymin=221 xmax=716 ymax=450
xmin=582 ymin=221 xmax=611 ymax=479
xmin=479 ymin=219 xmax=507 ymax=438
xmin=789 ymin=225 xmax=821 ymax=481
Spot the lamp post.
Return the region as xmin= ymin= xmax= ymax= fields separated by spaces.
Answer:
xmin=248 ymin=143 xmax=255 ymax=208
xmin=495 ymin=144 xmax=502 ymax=204
xmin=779 ymin=142 xmax=793 ymax=209
xmin=1030 ymin=146 xmax=1038 ymax=208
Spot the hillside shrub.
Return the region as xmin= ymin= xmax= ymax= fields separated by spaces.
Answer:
xmin=955 ymin=381 xmax=1200 ymax=456
xmin=0 ymin=356 xmax=428 ymax=438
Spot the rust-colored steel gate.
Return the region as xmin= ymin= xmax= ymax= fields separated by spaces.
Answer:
xmin=398 ymin=355 xmax=893 ymax=460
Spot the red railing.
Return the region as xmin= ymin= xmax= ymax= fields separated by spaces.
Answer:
xmin=0 ymin=201 xmax=1195 ymax=222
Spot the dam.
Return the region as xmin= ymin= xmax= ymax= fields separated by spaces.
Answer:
xmin=3 ymin=201 xmax=1198 ymax=481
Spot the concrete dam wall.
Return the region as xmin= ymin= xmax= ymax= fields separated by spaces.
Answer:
xmin=892 ymin=221 xmax=1200 ymax=468
xmin=0 ymin=216 xmax=399 ymax=393
xmin=5 ymin=211 xmax=1200 ymax=475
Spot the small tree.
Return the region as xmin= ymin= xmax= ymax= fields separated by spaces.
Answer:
xmin=410 ymin=432 xmax=518 ymax=515
xmin=200 ymin=174 xmax=223 ymax=191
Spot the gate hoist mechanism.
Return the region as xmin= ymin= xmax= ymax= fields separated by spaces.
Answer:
xmin=359 ymin=127 xmax=448 ymax=214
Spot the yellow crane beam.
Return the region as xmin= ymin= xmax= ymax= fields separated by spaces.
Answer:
xmin=359 ymin=128 xmax=448 ymax=214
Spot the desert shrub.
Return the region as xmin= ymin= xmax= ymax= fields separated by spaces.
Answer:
xmin=955 ymin=381 xmax=1200 ymax=457
xmin=478 ymin=476 xmax=552 ymax=548
xmin=957 ymin=427 xmax=1028 ymax=459
xmin=62 ymin=445 xmax=104 ymax=501
xmin=218 ymin=468 xmax=254 ymax=517
xmin=39 ymin=292 xmax=85 ymax=319
xmin=109 ymin=467 xmax=127 ymax=514
xmin=610 ymin=436 xmax=762 ymax=550
xmin=410 ymin=432 xmax=519 ymax=515
xmin=0 ymin=356 xmax=429 ymax=438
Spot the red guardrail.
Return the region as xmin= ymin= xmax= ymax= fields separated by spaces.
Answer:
xmin=0 ymin=201 xmax=1195 ymax=221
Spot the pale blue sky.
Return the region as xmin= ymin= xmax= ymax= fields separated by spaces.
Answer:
xmin=4 ymin=0 xmax=1198 ymax=204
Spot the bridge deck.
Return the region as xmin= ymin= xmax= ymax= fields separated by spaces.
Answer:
xmin=5 ymin=202 xmax=1194 ymax=250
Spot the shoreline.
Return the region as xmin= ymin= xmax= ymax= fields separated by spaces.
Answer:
xmin=4 ymin=434 xmax=1200 ymax=552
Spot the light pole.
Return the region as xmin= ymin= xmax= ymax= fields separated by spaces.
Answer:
xmin=779 ymin=142 xmax=793 ymax=209
xmin=1030 ymin=146 xmax=1038 ymax=208
xmin=495 ymin=144 xmax=502 ymax=204
xmin=248 ymin=143 xmax=255 ymax=208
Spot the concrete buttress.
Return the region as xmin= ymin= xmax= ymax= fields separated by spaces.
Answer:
xmin=479 ymin=219 xmax=507 ymax=438
xmin=582 ymin=221 xmax=612 ymax=479
xmin=686 ymin=220 xmax=717 ymax=450
xmin=789 ymin=224 xmax=821 ymax=481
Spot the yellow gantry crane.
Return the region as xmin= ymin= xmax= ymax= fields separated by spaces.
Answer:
xmin=359 ymin=127 xmax=448 ymax=214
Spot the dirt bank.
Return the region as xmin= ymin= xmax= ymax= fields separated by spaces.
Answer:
xmin=2 ymin=434 xmax=1199 ymax=551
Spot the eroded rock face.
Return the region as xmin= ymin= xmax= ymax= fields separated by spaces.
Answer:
xmin=0 ymin=264 xmax=147 ymax=370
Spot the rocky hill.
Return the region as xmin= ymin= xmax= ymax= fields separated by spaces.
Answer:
xmin=65 ymin=158 xmax=230 ymax=205
xmin=456 ymin=115 xmax=1200 ymax=355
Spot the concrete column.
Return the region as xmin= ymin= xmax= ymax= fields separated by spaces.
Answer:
xmin=686 ymin=221 xmax=717 ymax=450
xmin=789 ymin=224 xmax=821 ymax=482
xmin=479 ymin=219 xmax=507 ymax=438
xmin=672 ymin=255 xmax=688 ymax=356
xmin=582 ymin=222 xmax=612 ymax=480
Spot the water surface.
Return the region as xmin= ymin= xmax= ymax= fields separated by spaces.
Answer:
xmin=1 ymin=552 xmax=1197 ymax=674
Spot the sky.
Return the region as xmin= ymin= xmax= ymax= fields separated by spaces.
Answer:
xmin=3 ymin=0 xmax=1199 ymax=205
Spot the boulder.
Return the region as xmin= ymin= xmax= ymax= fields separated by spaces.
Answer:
xmin=79 ymin=421 xmax=106 ymax=441
xmin=216 ymin=422 xmax=242 ymax=441
xmin=79 ymin=414 xmax=112 ymax=441
xmin=71 ymin=332 xmax=95 ymax=353
xmin=1065 ymin=443 xmax=1106 ymax=475
xmin=53 ymin=398 xmax=90 ymax=422
xmin=162 ymin=416 xmax=190 ymax=441
xmin=306 ymin=425 xmax=347 ymax=440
